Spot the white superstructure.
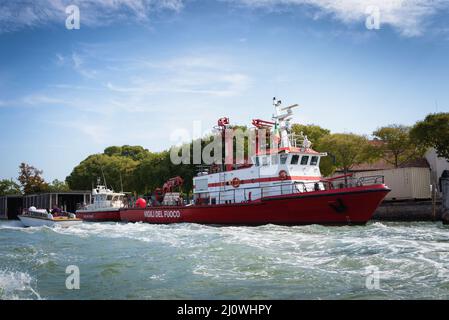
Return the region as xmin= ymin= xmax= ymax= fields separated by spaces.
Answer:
xmin=193 ymin=99 xmax=328 ymax=205
xmin=77 ymin=184 xmax=125 ymax=212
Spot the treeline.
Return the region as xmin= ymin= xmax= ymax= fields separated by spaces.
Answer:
xmin=1 ymin=112 xmax=448 ymax=196
xmin=0 ymin=163 xmax=70 ymax=196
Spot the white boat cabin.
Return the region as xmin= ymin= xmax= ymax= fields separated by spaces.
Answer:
xmin=193 ymin=99 xmax=327 ymax=205
xmin=78 ymin=184 xmax=125 ymax=212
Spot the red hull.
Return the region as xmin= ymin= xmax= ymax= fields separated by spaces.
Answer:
xmin=76 ymin=210 xmax=121 ymax=222
xmin=120 ymin=184 xmax=390 ymax=225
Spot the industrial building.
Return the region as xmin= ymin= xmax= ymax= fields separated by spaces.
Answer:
xmin=0 ymin=191 xmax=91 ymax=220
xmin=332 ymin=157 xmax=432 ymax=201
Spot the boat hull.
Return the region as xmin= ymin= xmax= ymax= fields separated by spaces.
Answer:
xmin=18 ymin=215 xmax=83 ymax=227
xmin=120 ymin=184 xmax=390 ymax=225
xmin=75 ymin=209 xmax=121 ymax=222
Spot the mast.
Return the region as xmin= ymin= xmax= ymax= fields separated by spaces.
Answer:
xmin=272 ymin=97 xmax=299 ymax=149
xmin=100 ymin=167 xmax=107 ymax=189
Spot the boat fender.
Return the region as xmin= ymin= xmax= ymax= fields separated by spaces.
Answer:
xmin=231 ymin=177 xmax=241 ymax=188
xmin=279 ymin=170 xmax=288 ymax=180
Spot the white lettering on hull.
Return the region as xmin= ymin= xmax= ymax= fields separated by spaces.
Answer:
xmin=144 ymin=210 xmax=181 ymax=219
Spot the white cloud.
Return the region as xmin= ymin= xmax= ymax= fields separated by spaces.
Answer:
xmin=0 ymin=0 xmax=184 ymax=32
xmin=71 ymin=53 xmax=98 ymax=79
xmin=229 ymin=0 xmax=449 ymax=37
xmin=106 ymin=54 xmax=252 ymax=97
xmin=22 ymin=94 xmax=67 ymax=105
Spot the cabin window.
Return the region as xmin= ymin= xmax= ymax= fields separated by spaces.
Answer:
xmin=310 ymin=156 xmax=319 ymax=166
xmin=291 ymin=155 xmax=300 ymax=165
xmin=301 ymin=156 xmax=309 ymax=165
xmin=280 ymin=154 xmax=288 ymax=164
xmin=255 ymin=157 xmax=260 ymax=166
xmin=271 ymin=155 xmax=278 ymax=165
xmin=107 ymin=195 xmax=113 ymax=201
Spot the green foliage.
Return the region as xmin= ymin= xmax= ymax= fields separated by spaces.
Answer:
xmin=291 ymin=124 xmax=331 ymax=144
xmin=317 ymin=133 xmax=377 ymax=175
xmin=133 ymin=151 xmax=195 ymax=195
xmin=48 ymin=179 xmax=70 ymax=192
xmin=18 ymin=163 xmax=49 ymax=194
xmin=66 ymin=153 xmax=139 ymax=192
xmin=104 ymin=145 xmax=150 ymax=161
xmin=0 ymin=179 xmax=21 ymax=196
xmin=410 ymin=113 xmax=449 ymax=160
xmin=373 ymin=125 xmax=425 ymax=167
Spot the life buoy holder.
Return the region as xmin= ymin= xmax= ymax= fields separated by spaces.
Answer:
xmin=279 ymin=170 xmax=288 ymax=180
xmin=231 ymin=177 xmax=241 ymax=188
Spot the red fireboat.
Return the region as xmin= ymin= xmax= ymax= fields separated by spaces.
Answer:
xmin=120 ymin=99 xmax=390 ymax=225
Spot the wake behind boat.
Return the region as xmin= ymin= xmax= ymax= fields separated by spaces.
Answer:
xmin=18 ymin=207 xmax=82 ymax=227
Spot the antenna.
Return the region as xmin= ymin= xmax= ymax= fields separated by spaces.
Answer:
xmin=100 ymin=166 xmax=107 ymax=189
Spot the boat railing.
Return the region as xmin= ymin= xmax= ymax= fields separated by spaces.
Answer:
xmin=193 ymin=174 xmax=385 ymax=204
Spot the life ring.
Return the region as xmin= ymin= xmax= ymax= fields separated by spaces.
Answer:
xmin=231 ymin=177 xmax=241 ymax=188
xmin=279 ymin=170 xmax=288 ymax=180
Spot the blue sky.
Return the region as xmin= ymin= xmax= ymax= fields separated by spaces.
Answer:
xmin=1 ymin=0 xmax=449 ymax=182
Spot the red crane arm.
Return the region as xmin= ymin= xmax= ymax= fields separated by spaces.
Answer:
xmin=252 ymin=119 xmax=275 ymax=128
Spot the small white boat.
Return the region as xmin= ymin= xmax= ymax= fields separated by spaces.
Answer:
xmin=18 ymin=207 xmax=82 ymax=228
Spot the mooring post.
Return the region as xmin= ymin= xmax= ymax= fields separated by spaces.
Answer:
xmin=441 ymin=170 xmax=449 ymax=224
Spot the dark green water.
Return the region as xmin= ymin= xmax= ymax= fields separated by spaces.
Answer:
xmin=1 ymin=220 xmax=449 ymax=299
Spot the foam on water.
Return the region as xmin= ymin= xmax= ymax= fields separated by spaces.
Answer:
xmin=0 ymin=269 xmax=41 ymax=300
xmin=1 ymin=220 xmax=449 ymax=299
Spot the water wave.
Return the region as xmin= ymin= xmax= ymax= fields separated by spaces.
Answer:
xmin=1 ymin=220 xmax=449 ymax=299
xmin=0 ymin=269 xmax=41 ymax=300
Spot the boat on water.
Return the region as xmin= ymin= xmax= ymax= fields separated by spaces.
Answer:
xmin=76 ymin=182 xmax=126 ymax=222
xmin=120 ymin=99 xmax=390 ymax=226
xmin=18 ymin=207 xmax=82 ymax=227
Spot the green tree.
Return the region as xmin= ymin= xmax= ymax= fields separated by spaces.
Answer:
xmin=104 ymin=145 xmax=150 ymax=161
xmin=291 ymin=124 xmax=331 ymax=145
xmin=410 ymin=113 xmax=449 ymax=160
xmin=66 ymin=154 xmax=139 ymax=192
xmin=18 ymin=163 xmax=48 ymax=194
xmin=48 ymin=179 xmax=70 ymax=192
xmin=317 ymin=133 xmax=377 ymax=176
xmin=0 ymin=179 xmax=21 ymax=195
xmin=373 ymin=125 xmax=424 ymax=167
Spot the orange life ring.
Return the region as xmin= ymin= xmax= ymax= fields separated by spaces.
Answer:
xmin=231 ymin=177 xmax=241 ymax=188
xmin=279 ymin=170 xmax=288 ymax=180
